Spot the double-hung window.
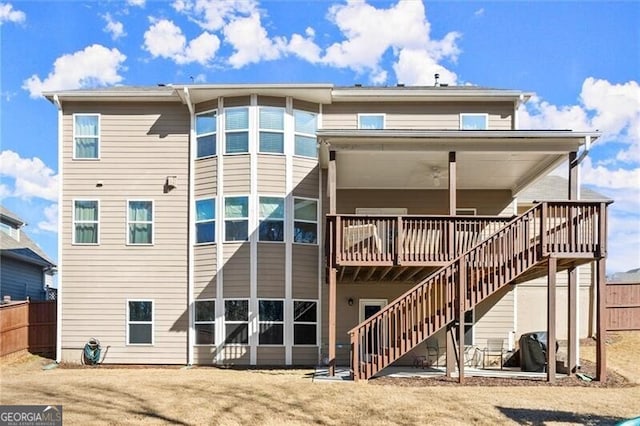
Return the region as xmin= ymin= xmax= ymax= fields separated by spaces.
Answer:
xmin=225 ymin=107 xmax=249 ymax=154
xmin=358 ymin=113 xmax=385 ymax=129
xmin=127 ymin=300 xmax=153 ymax=345
xmin=73 ymin=114 xmax=100 ymax=159
xmin=225 ymin=300 xmax=249 ymax=344
xmin=73 ymin=200 xmax=99 ymax=244
xmin=196 ymin=110 xmax=216 ymax=158
xmin=293 ymin=301 xmax=317 ymax=345
xmin=293 ymin=110 xmax=317 ymax=158
xmin=258 ymin=300 xmax=284 ymax=345
xmin=224 ymin=196 xmax=248 ymax=242
xmin=259 ymin=107 xmax=284 ymax=154
xmin=293 ymin=198 xmax=318 ymax=244
xmin=127 ymin=200 xmax=153 ymax=245
xmin=460 ymin=113 xmax=488 ymax=130
xmin=195 ymin=198 xmax=215 ymax=244
xmin=195 ymin=300 xmax=215 ymax=345
xmin=259 ymin=196 xmax=284 ymax=242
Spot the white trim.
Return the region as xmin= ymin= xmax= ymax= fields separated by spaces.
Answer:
xmin=249 ymin=95 xmax=258 ymax=365
xmin=455 ymin=208 xmax=477 ymax=216
xmin=357 ymin=113 xmax=386 ymax=129
xmin=358 ymin=299 xmax=387 ymax=322
xmin=72 ymin=199 xmax=100 ymax=245
xmin=193 ymin=299 xmax=216 ymax=346
xmin=195 ymin=108 xmax=217 ymax=159
xmin=459 ymin=113 xmax=489 ymax=130
xmin=257 ymin=298 xmax=285 ymax=346
xmin=194 ymin=197 xmax=216 ymax=245
xmin=223 ymin=195 xmax=250 ymax=243
xmin=186 ymin=88 xmax=196 ymax=365
xmin=55 ymin=95 xmax=63 ymax=363
xmin=316 ymin=104 xmax=323 ymax=361
xmin=126 ymin=299 xmax=154 ymax=346
xmin=257 ymin=195 xmax=285 ymax=243
xmin=126 ymin=199 xmax=154 ymax=245
xmin=284 ymin=97 xmax=294 ymax=364
xmin=72 ymin=113 xmax=100 ymax=160
xmin=293 ymin=196 xmax=319 ymax=245
xmin=224 ymin=106 xmax=250 ymax=155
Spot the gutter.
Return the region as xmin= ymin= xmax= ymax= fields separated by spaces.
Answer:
xmin=183 ymin=87 xmax=195 ymax=366
xmin=53 ymin=94 xmax=63 ymax=363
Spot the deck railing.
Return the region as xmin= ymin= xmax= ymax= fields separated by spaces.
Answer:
xmin=347 ymin=201 xmax=609 ymax=380
xmin=326 ymin=215 xmax=511 ymax=266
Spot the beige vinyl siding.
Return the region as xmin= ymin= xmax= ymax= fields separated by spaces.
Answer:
xmin=194 ymin=346 xmax=217 ymax=365
xmin=257 ymin=96 xmax=286 ymax=107
xmin=223 ymin=96 xmax=251 ymax=108
xmin=194 ymin=245 xmax=217 ymax=299
xmin=222 ymin=155 xmax=251 ymax=194
xmin=292 ymin=159 xmax=319 ymax=198
xmin=222 ymin=243 xmax=250 ymax=298
xmin=516 ymin=265 xmax=594 ymax=339
xmin=61 ymin=102 xmax=189 ymax=364
xmin=293 ymin=100 xmax=320 ymax=113
xmin=195 ymin=99 xmax=218 ymax=113
xmin=194 ymin=157 xmax=217 ymax=198
xmin=221 ymin=346 xmax=250 ymax=364
xmin=336 ymin=189 xmax=514 ymax=216
xmin=292 ymin=245 xmax=319 ymax=299
xmin=474 ymin=285 xmax=515 ymax=349
xmin=257 ymin=244 xmax=285 ymax=298
xmin=257 ymin=347 xmax=285 ymax=365
xmin=257 ymin=155 xmax=286 ymax=193
xmin=322 ymin=102 xmax=513 ymax=130
xmin=292 ymin=346 xmax=319 ymax=365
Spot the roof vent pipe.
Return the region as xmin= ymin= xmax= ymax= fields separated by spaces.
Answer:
xmin=434 ymin=73 xmax=440 ymax=87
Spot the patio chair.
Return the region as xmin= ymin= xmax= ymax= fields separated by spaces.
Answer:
xmin=482 ymin=338 xmax=507 ymax=370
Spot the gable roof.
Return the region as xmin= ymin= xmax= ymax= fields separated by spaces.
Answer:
xmin=0 ymin=206 xmax=56 ymax=268
xmin=517 ymin=175 xmax=609 ymax=202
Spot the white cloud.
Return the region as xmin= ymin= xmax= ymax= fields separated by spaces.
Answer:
xmin=474 ymin=8 xmax=485 ymax=17
xmin=0 ymin=150 xmax=58 ymax=202
xmin=103 ymin=13 xmax=125 ymax=40
xmin=173 ymin=0 xmax=257 ymax=32
xmin=38 ymin=204 xmax=58 ymax=233
xmin=581 ymin=157 xmax=640 ymax=190
xmin=22 ymin=44 xmax=126 ymax=98
xmin=126 ymin=0 xmax=145 ymax=7
xmin=288 ymin=29 xmax=322 ymax=64
xmin=143 ymin=18 xmax=220 ymax=65
xmin=0 ymin=2 xmax=25 ymax=25
xmin=321 ymin=0 xmax=460 ymax=85
xmin=224 ymin=13 xmax=286 ymax=68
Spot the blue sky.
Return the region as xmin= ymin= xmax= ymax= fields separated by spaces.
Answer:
xmin=1 ymin=0 xmax=638 ymax=273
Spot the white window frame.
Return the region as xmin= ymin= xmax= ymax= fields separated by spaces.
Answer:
xmin=455 ymin=208 xmax=477 ymax=216
xmin=224 ymin=298 xmax=250 ymax=346
xmin=73 ymin=113 xmax=100 ymax=160
xmin=293 ymin=109 xmax=318 ymax=159
xmin=224 ymin=106 xmax=250 ymax=155
xmin=195 ymin=109 xmax=217 ymax=159
xmin=195 ymin=197 xmax=216 ymax=245
xmin=293 ymin=299 xmax=318 ymax=346
xmin=126 ymin=199 xmax=154 ymax=245
xmin=293 ymin=197 xmax=319 ymax=245
xmin=258 ymin=106 xmax=285 ymax=155
xmin=358 ymin=299 xmax=388 ymax=322
xmin=72 ymin=199 xmax=100 ymax=245
xmin=194 ymin=299 xmax=216 ymax=346
xmin=224 ymin=195 xmax=249 ymax=243
xmin=459 ymin=113 xmax=488 ymax=130
xmin=258 ymin=195 xmax=285 ymax=243
xmin=357 ymin=113 xmax=386 ymax=129
xmin=126 ymin=299 xmax=154 ymax=346
xmin=258 ymin=299 xmax=285 ymax=346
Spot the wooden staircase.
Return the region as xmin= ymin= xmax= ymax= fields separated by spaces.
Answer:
xmin=348 ymin=201 xmax=608 ymax=380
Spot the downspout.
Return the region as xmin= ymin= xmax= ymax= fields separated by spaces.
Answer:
xmin=53 ymin=94 xmax=63 ymax=363
xmin=184 ymin=87 xmax=195 ymax=366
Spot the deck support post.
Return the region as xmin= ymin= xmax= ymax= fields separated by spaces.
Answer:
xmin=595 ymin=256 xmax=607 ymax=381
xmin=567 ymin=151 xmax=578 ymax=376
xmin=547 ymin=257 xmax=557 ymax=383
xmin=457 ymin=258 xmax=466 ymax=383
xmin=448 ymin=152 xmax=456 ymax=260
xmin=328 ymin=266 xmax=337 ymax=377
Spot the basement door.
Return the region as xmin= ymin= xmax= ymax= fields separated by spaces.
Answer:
xmin=359 ymin=299 xmax=387 ymax=357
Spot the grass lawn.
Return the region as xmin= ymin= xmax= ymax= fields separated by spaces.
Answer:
xmin=1 ymin=332 xmax=639 ymax=425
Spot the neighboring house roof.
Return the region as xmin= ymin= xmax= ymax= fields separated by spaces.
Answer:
xmin=0 ymin=206 xmax=56 ymax=268
xmin=517 ymin=175 xmax=609 ymax=202
xmin=609 ymin=268 xmax=640 ymax=283
xmin=0 ymin=206 xmax=25 ymax=227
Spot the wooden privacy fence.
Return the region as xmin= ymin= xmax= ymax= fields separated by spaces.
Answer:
xmin=0 ymin=300 xmax=56 ymax=358
xmin=606 ymin=282 xmax=640 ymax=331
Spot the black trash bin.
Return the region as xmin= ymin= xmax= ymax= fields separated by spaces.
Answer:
xmin=519 ymin=332 xmax=549 ymax=372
